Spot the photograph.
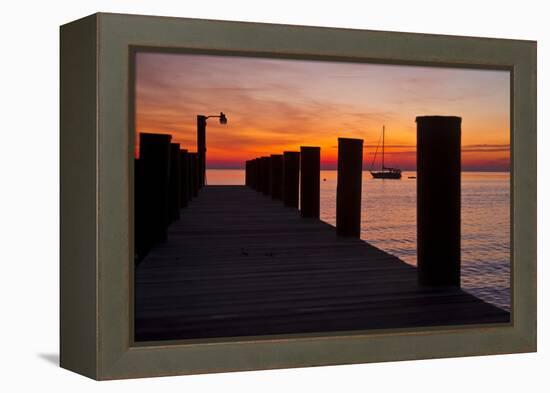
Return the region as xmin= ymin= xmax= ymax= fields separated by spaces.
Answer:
xmin=0 ymin=0 xmax=543 ymax=386
xmin=132 ymin=51 xmax=511 ymax=342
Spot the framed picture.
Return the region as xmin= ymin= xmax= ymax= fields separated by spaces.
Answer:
xmin=60 ymin=12 xmax=536 ymax=380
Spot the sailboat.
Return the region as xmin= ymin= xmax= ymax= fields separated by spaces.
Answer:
xmin=369 ymin=125 xmax=402 ymax=179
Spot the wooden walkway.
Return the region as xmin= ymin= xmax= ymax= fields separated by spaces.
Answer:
xmin=135 ymin=186 xmax=509 ymax=342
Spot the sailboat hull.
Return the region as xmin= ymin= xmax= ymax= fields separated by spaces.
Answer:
xmin=370 ymin=170 xmax=402 ymax=179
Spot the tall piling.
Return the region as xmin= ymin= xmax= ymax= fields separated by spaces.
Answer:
xmin=188 ymin=152 xmax=199 ymax=198
xmin=261 ymin=156 xmax=272 ymax=196
xmin=258 ymin=158 xmax=264 ymax=192
xmin=300 ymin=146 xmax=320 ymax=218
xmin=336 ymin=138 xmax=363 ymax=237
xmin=134 ymin=158 xmax=148 ymax=262
xmin=248 ymin=159 xmax=255 ymax=190
xmin=138 ymin=133 xmax=172 ymax=244
xmin=283 ymin=151 xmax=300 ymax=208
xmin=197 ymin=115 xmax=207 ymax=188
xmin=179 ymin=149 xmax=189 ymax=208
xmin=270 ymin=154 xmax=284 ymax=200
xmin=169 ymin=143 xmax=181 ymax=222
xmin=245 ymin=160 xmax=251 ymax=186
xmin=251 ymin=158 xmax=259 ymax=190
xmin=416 ymin=116 xmax=461 ymax=287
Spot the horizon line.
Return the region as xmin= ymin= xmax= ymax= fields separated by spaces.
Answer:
xmin=206 ymin=167 xmax=511 ymax=173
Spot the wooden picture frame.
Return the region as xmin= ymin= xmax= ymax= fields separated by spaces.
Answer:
xmin=60 ymin=12 xmax=536 ymax=380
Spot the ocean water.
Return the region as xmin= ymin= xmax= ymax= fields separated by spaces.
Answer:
xmin=206 ymin=169 xmax=510 ymax=311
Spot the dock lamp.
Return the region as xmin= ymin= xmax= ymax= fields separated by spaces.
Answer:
xmin=197 ymin=112 xmax=228 ymax=187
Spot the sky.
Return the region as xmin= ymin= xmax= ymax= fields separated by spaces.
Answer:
xmin=135 ymin=52 xmax=510 ymax=171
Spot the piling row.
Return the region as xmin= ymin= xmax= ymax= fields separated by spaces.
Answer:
xmin=245 ymin=146 xmax=321 ymax=218
xmin=245 ymin=150 xmax=302 ymax=209
xmin=134 ymin=132 xmax=201 ymax=263
xmin=244 ymin=139 xmax=365 ymax=237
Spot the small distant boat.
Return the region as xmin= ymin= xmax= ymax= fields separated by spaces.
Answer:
xmin=369 ymin=125 xmax=402 ymax=179
xmin=408 ymin=176 xmax=416 ymax=179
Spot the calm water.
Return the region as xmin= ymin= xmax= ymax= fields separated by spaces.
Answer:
xmin=207 ymin=169 xmax=510 ymax=311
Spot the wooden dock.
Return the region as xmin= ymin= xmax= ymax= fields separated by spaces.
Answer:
xmin=135 ymin=185 xmax=509 ymax=342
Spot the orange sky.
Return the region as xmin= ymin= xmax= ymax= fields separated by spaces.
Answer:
xmin=135 ymin=52 xmax=510 ymax=171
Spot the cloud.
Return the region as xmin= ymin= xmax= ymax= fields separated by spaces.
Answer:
xmin=461 ymin=144 xmax=510 ymax=153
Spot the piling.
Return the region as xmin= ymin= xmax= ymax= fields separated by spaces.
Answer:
xmin=283 ymin=151 xmax=300 ymax=208
xmin=197 ymin=115 xmax=207 ymax=188
xmin=270 ymin=154 xmax=284 ymax=200
xmin=300 ymin=146 xmax=320 ymax=218
xmin=245 ymin=160 xmax=251 ymax=187
xmin=256 ymin=158 xmax=262 ymax=191
xmin=248 ymin=159 xmax=255 ymax=189
xmin=258 ymin=158 xmax=264 ymax=192
xmin=138 ymin=132 xmax=172 ymax=244
xmin=188 ymin=152 xmax=199 ymax=198
xmin=251 ymin=158 xmax=259 ymax=190
xmin=261 ymin=156 xmax=272 ymax=196
xmin=169 ymin=143 xmax=181 ymax=222
xmin=416 ymin=116 xmax=461 ymax=287
xmin=179 ymin=149 xmax=189 ymax=208
xmin=134 ymin=158 xmax=148 ymax=262
xmin=336 ymin=138 xmax=363 ymax=237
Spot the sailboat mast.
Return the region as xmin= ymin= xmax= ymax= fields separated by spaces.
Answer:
xmin=382 ymin=125 xmax=385 ymax=169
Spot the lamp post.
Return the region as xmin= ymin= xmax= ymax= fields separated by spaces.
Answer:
xmin=197 ymin=112 xmax=227 ymax=188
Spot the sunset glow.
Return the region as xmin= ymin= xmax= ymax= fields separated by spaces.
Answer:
xmin=135 ymin=52 xmax=510 ymax=171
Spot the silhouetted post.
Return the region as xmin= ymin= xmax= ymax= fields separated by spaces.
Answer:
xmin=134 ymin=158 xmax=148 ymax=262
xmin=300 ymin=146 xmax=320 ymax=218
xmin=283 ymin=151 xmax=300 ymax=208
xmin=270 ymin=154 xmax=283 ymax=199
xmin=139 ymin=133 xmax=172 ymax=244
xmin=245 ymin=160 xmax=251 ymax=187
xmin=197 ymin=115 xmax=207 ymax=188
xmin=188 ymin=152 xmax=199 ymax=198
xmin=187 ymin=155 xmax=194 ymax=202
xmin=258 ymin=158 xmax=263 ymax=189
xmin=416 ymin=116 xmax=461 ymax=287
xmin=251 ymin=158 xmax=258 ymax=190
xmin=257 ymin=158 xmax=264 ymax=192
xmin=261 ymin=156 xmax=272 ymax=196
xmin=169 ymin=143 xmax=181 ymax=222
xmin=336 ymin=138 xmax=363 ymax=237
xmin=249 ymin=159 xmax=254 ymax=189
xmin=255 ymin=158 xmax=262 ymax=191
xmin=179 ymin=149 xmax=190 ymax=208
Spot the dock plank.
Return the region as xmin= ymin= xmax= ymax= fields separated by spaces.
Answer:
xmin=135 ymin=185 xmax=509 ymax=341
